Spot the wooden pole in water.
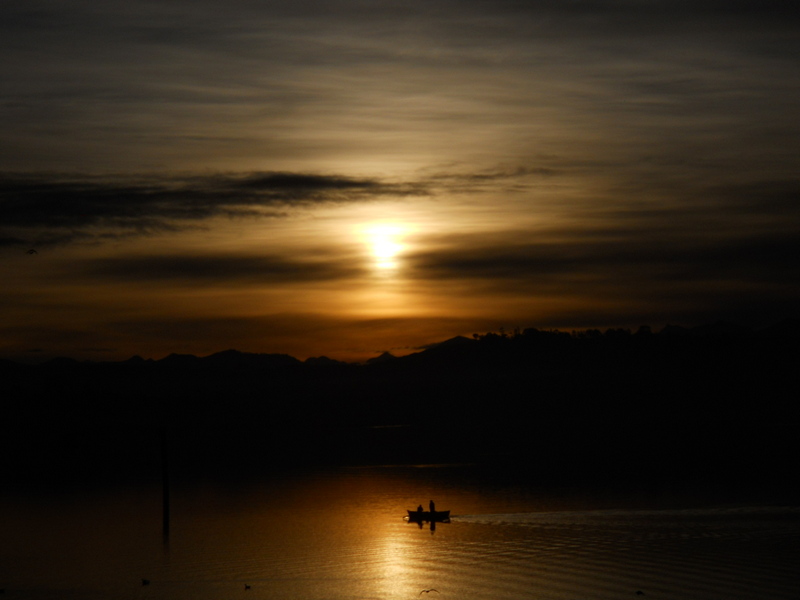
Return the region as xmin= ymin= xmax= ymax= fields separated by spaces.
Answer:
xmin=161 ymin=427 xmax=170 ymax=540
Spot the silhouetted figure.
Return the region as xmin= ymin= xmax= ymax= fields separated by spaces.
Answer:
xmin=429 ymin=500 xmax=436 ymax=512
xmin=417 ymin=504 xmax=423 ymax=513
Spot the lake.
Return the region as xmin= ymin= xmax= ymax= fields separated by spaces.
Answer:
xmin=1 ymin=464 xmax=798 ymax=600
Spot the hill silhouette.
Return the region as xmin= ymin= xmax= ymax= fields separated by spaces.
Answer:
xmin=1 ymin=320 xmax=798 ymax=498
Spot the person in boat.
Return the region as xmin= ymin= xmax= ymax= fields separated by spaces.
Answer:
xmin=417 ymin=505 xmax=424 ymax=513
xmin=429 ymin=500 xmax=436 ymax=512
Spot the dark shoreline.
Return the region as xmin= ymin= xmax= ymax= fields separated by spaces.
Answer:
xmin=2 ymin=322 xmax=799 ymax=499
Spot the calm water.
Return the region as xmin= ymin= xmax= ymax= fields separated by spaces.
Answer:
xmin=1 ymin=465 xmax=799 ymax=600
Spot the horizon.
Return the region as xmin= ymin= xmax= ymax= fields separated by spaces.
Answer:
xmin=2 ymin=1 xmax=799 ymax=364
xmin=5 ymin=316 xmax=797 ymax=365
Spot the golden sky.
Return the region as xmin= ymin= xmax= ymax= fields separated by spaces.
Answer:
xmin=2 ymin=0 xmax=799 ymax=362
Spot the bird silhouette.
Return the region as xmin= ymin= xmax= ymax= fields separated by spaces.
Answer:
xmin=419 ymin=590 xmax=439 ymax=596
xmin=27 ymin=249 xmax=38 ymax=255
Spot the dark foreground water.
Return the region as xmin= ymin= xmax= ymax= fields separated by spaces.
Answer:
xmin=1 ymin=465 xmax=798 ymax=600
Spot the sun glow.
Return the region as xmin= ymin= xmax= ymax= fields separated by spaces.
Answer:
xmin=362 ymin=224 xmax=409 ymax=272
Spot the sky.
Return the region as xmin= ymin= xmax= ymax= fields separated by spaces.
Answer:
xmin=2 ymin=0 xmax=799 ymax=363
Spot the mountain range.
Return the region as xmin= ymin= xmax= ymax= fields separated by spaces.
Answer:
xmin=1 ymin=319 xmax=798 ymax=497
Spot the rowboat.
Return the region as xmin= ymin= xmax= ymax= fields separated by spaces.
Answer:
xmin=407 ymin=509 xmax=450 ymax=522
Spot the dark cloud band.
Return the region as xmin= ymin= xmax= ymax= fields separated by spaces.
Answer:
xmin=82 ymin=253 xmax=364 ymax=284
xmin=0 ymin=168 xmax=551 ymax=246
xmin=0 ymin=171 xmax=419 ymax=246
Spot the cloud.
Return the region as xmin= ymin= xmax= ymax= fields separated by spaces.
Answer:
xmin=408 ymin=227 xmax=800 ymax=286
xmin=3 ymin=0 xmax=797 ymax=179
xmin=234 ymin=172 xmax=382 ymax=192
xmin=0 ymin=171 xmax=421 ymax=246
xmin=0 ymin=166 xmax=564 ymax=247
xmin=401 ymin=223 xmax=800 ymax=331
xmin=705 ymin=180 xmax=800 ymax=217
xmin=82 ymin=253 xmax=365 ymax=285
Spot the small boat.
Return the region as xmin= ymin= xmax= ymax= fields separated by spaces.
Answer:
xmin=407 ymin=509 xmax=450 ymax=522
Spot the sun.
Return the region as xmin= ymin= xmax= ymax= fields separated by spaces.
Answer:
xmin=361 ymin=223 xmax=409 ymax=272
